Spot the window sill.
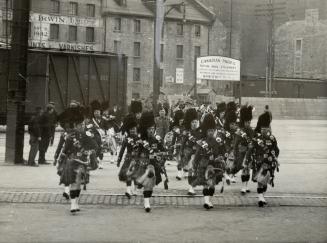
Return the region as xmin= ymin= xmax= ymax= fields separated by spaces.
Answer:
xmin=133 ymin=56 xmax=141 ymax=59
xmin=113 ymin=30 xmax=122 ymax=33
xmin=176 ymin=58 xmax=184 ymax=61
xmin=85 ymin=41 xmax=96 ymax=44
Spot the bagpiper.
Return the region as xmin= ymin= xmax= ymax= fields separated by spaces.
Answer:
xmin=170 ymin=109 xmax=185 ymax=180
xmin=191 ymin=113 xmax=227 ymax=210
xmin=246 ymin=111 xmax=280 ymax=207
xmin=221 ymin=101 xmax=239 ymax=183
xmin=234 ymin=104 xmax=255 ymax=194
xmin=134 ymin=111 xmax=169 ymax=212
xmin=57 ymin=106 xmax=98 ymax=214
xmin=121 ymin=100 xmax=143 ymax=135
xmin=180 ymin=108 xmax=203 ymax=196
xmin=215 ymin=102 xmax=226 ymax=129
xmin=117 ymin=114 xmax=141 ymax=198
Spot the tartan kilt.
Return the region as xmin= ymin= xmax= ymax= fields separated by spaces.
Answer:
xmin=118 ymin=155 xmax=134 ymax=182
xmin=233 ymin=150 xmax=247 ymax=175
xmin=59 ymin=158 xmax=89 ymax=186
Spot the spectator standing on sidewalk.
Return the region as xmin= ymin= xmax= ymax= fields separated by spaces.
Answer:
xmin=27 ymin=107 xmax=43 ymax=166
xmin=38 ymin=103 xmax=57 ymax=164
xmin=48 ymin=101 xmax=58 ymax=146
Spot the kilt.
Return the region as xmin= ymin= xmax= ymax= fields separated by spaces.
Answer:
xmin=179 ymin=146 xmax=194 ymax=170
xmin=60 ymin=158 xmax=89 ymax=187
xmin=192 ymin=158 xmax=225 ymax=187
xmin=118 ymin=154 xmax=136 ymax=182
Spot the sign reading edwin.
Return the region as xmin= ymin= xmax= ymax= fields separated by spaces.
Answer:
xmin=197 ymin=56 xmax=240 ymax=81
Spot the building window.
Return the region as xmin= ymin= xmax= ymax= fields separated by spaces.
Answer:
xmin=176 ymin=45 xmax=183 ymax=59
xmin=133 ymin=68 xmax=141 ymax=82
xmin=114 ymin=40 xmax=121 ymax=53
xmin=159 ymin=69 xmax=163 ymax=87
xmin=50 ymin=24 xmax=59 ymax=40
xmin=114 ymin=18 xmax=121 ymax=31
xmin=69 ymin=2 xmax=78 ymax=16
xmin=160 ymin=44 xmax=164 ymax=62
xmin=194 ymin=46 xmax=201 ymax=57
xmin=195 ymin=24 xmax=201 ymax=37
xmin=132 ymin=92 xmax=140 ymax=99
xmin=294 ymin=56 xmax=302 ymax=75
xmin=161 ymin=24 xmax=165 ymax=39
xmin=2 ymin=20 xmax=12 ymax=37
xmin=86 ymin=4 xmax=95 ymax=17
xmin=295 ymin=39 xmax=302 ymax=53
xmin=134 ymin=42 xmax=140 ymax=57
xmin=177 ymin=23 xmax=183 ymax=36
xmin=86 ymin=27 xmax=95 ymax=42
xmin=115 ymin=0 xmax=127 ymax=6
xmin=51 ymin=0 xmax=60 ymax=14
xmin=134 ymin=19 xmax=141 ymax=33
xmin=6 ymin=0 xmax=13 ymax=9
xmin=68 ymin=25 xmax=77 ymax=42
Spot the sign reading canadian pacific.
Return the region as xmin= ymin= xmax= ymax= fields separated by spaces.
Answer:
xmin=196 ymin=56 xmax=240 ymax=81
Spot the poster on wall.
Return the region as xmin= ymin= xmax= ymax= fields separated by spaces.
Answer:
xmin=175 ymin=68 xmax=184 ymax=84
xmin=197 ymin=56 xmax=240 ymax=81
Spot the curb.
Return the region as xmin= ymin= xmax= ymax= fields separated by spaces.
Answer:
xmin=1 ymin=191 xmax=326 ymax=207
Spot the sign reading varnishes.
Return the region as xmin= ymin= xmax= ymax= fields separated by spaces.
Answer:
xmin=197 ymin=56 xmax=240 ymax=81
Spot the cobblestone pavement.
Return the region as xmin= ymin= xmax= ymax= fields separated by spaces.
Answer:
xmin=0 ymin=191 xmax=326 ymax=207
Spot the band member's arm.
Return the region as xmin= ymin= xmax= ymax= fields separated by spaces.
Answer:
xmin=117 ymin=139 xmax=127 ymax=166
xmin=54 ymin=134 xmax=65 ymax=160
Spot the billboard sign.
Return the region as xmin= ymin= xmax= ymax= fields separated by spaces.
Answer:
xmin=197 ymin=56 xmax=240 ymax=81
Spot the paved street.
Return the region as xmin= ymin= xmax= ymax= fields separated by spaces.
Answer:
xmin=0 ymin=204 xmax=327 ymax=243
xmin=0 ymin=120 xmax=326 ymax=242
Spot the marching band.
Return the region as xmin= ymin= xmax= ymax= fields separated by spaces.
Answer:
xmin=53 ymin=99 xmax=280 ymax=214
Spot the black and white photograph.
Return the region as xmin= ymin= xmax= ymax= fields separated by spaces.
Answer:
xmin=0 ymin=0 xmax=326 ymax=242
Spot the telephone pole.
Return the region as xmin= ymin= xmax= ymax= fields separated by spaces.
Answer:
xmin=5 ymin=0 xmax=30 ymax=164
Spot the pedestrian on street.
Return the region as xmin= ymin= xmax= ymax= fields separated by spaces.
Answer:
xmin=38 ymin=103 xmax=57 ymax=164
xmin=27 ymin=107 xmax=43 ymax=166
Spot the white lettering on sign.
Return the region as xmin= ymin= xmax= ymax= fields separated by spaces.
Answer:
xmin=30 ymin=13 xmax=102 ymax=27
xmin=28 ymin=40 xmax=99 ymax=52
xmin=175 ymin=68 xmax=184 ymax=84
xmin=197 ymin=56 xmax=240 ymax=81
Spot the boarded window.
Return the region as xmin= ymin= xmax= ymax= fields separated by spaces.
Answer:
xmin=114 ymin=18 xmax=121 ymax=31
xmin=68 ymin=26 xmax=77 ymax=42
xmin=176 ymin=45 xmax=183 ymax=59
xmin=86 ymin=27 xmax=94 ymax=42
xmin=69 ymin=2 xmax=78 ymax=16
xmin=177 ymin=23 xmax=183 ymax=35
xmin=134 ymin=42 xmax=141 ymax=57
xmin=50 ymin=24 xmax=59 ymax=40
xmin=86 ymin=4 xmax=95 ymax=17
xmin=51 ymin=0 xmax=60 ymax=14
xmin=133 ymin=68 xmax=141 ymax=82
xmin=134 ymin=19 xmax=141 ymax=33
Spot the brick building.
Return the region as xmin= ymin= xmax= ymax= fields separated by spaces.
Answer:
xmin=102 ymin=0 xmax=227 ymax=102
xmin=274 ymin=8 xmax=327 ymax=80
xmin=0 ymin=0 xmax=104 ymax=52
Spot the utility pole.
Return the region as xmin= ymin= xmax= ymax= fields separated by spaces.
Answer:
xmin=255 ymin=0 xmax=285 ymax=97
xmin=150 ymin=0 xmax=186 ymax=113
xmin=5 ymin=0 xmax=30 ymax=164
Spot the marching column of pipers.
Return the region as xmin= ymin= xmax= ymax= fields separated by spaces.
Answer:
xmin=54 ymin=99 xmax=279 ymax=214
